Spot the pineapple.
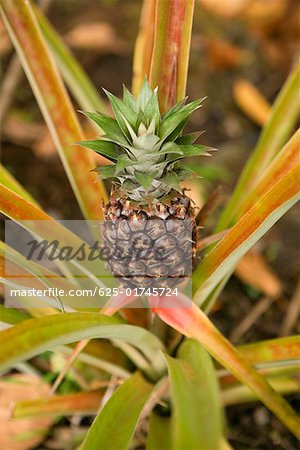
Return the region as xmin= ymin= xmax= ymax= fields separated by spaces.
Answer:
xmin=80 ymin=80 xmax=209 ymax=290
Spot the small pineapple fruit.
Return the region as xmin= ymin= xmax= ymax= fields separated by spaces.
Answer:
xmin=80 ymin=80 xmax=210 ymax=289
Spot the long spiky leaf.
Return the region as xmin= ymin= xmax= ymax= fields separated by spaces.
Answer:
xmin=0 ymin=0 xmax=107 ymax=217
xmin=153 ymin=297 xmax=300 ymax=439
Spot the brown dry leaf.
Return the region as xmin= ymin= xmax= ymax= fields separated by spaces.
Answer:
xmin=200 ymin=0 xmax=286 ymax=23
xmin=2 ymin=115 xmax=46 ymax=147
xmin=233 ymin=78 xmax=271 ymax=126
xmin=0 ymin=374 xmax=53 ymax=450
xmin=204 ymin=38 xmax=249 ymax=70
xmin=280 ymin=279 xmax=300 ymax=336
xmin=246 ymin=2 xmax=299 ymax=68
xmin=235 ymin=250 xmax=282 ymax=299
xmin=0 ymin=18 xmax=12 ymax=56
xmin=32 ymin=129 xmax=56 ymax=158
xmin=3 ymin=114 xmax=110 ymax=164
xmin=64 ymin=22 xmax=125 ymax=53
xmin=259 ymin=40 xmax=286 ymax=67
xmin=199 ymin=0 xmax=250 ymax=19
xmin=243 ymin=0 xmax=287 ymax=25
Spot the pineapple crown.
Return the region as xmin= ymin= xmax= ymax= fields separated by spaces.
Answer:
xmin=79 ymin=79 xmax=210 ymax=203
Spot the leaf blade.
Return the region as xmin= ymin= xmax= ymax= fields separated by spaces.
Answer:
xmin=0 ymin=184 xmax=110 ymax=286
xmin=81 ymin=372 xmax=153 ymax=450
xmin=165 ymin=339 xmax=222 ymax=450
xmin=0 ymin=164 xmax=38 ymax=206
xmin=78 ymin=140 xmax=119 ymax=161
xmin=0 ymin=313 xmax=165 ymax=373
xmin=147 ymin=412 xmax=172 ymax=450
xmin=217 ymin=64 xmax=300 ymax=229
xmin=238 ymin=336 xmax=300 ymax=366
xmin=149 ymin=0 xmax=195 ymax=112
xmin=0 ymin=0 xmax=107 ymax=217
xmin=154 ymin=297 xmax=300 ymax=439
xmin=193 ymin=161 xmax=300 ymax=307
xmin=36 ymin=7 xmax=105 ymax=113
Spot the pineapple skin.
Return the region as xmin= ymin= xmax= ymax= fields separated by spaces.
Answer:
xmin=101 ymin=189 xmax=199 ymax=290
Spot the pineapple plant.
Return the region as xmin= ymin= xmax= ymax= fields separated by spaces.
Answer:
xmin=80 ymin=80 xmax=210 ymax=289
xmin=1 ymin=0 xmax=300 ymax=447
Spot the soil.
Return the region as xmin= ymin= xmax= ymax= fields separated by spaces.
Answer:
xmin=1 ymin=0 xmax=299 ymax=448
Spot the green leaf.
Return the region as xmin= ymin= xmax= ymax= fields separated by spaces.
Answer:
xmin=135 ymin=108 xmax=149 ymax=130
xmin=144 ymin=90 xmax=160 ymax=128
xmin=159 ymin=142 xmax=184 ymax=155
xmin=175 ymin=131 xmax=203 ymax=145
xmin=95 ymin=164 xmax=116 ymax=179
xmin=155 ymin=300 xmax=300 ymax=439
xmin=82 ymin=112 xmax=129 ymax=146
xmin=166 ymin=119 xmax=189 ymax=143
xmin=135 ymin=172 xmax=153 ymax=189
xmin=162 ymin=172 xmax=181 ymax=191
xmin=103 ymin=88 xmax=137 ymax=137
xmin=123 ymin=85 xmax=138 ymax=112
xmin=183 ymin=163 xmax=231 ymax=182
xmin=81 ymin=111 xmax=115 ymax=133
xmin=165 ymin=339 xmax=222 ymax=450
xmin=137 ymin=78 xmax=154 ymax=110
xmin=147 ymin=411 xmax=172 ymax=450
xmin=164 ymin=144 xmax=211 ymax=165
xmin=175 ymin=167 xmax=200 ymax=181
xmin=120 ymin=179 xmax=138 ymax=191
xmin=81 ymin=372 xmax=153 ymax=450
xmin=0 ymin=304 xmax=31 ymax=325
xmin=161 ymin=98 xmax=186 ymax=121
xmin=78 ymin=140 xmax=119 ymax=161
xmin=160 ymin=98 xmax=205 ymax=141
xmin=134 ymin=133 xmax=160 ymax=150
xmin=176 ymin=144 xmax=212 ymax=157
xmin=0 ymin=313 xmax=165 ymax=374
xmin=221 ymin=375 xmax=300 ymax=407
xmin=115 ymin=155 xmax=134 ymax=174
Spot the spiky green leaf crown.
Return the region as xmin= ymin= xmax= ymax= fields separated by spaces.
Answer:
xmin=80 ymin=79 xmax=210 ymax=203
